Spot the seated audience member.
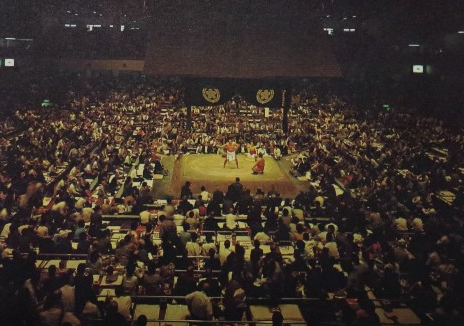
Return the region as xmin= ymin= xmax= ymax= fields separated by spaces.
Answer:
xmin=185 ymin=282 xmax=214 ymax=320
xmin=204 ymin=248 xmax=221 ymax=271
xmin=220 ymin=240 xmax=232 ymax=266
xmin=179 ymin=222 xmax=192 ymax=246
xmin=3 ymin=79 xmax=464 ymax=326
xmin=142 ymin=262 xmax=163 ymax=295
xmin=252 ymin=153 xmax=266 ymax=174
xmin=180 ymin=181 xmax=193 ymax=199
xmin=87 ymin=250 xmax=104 ymax=275
xmin=200 ymin=186 xmax=209 ymax=201
xmin=185 ymin=233 xmax=202 ymax=256
xmin=112 ymin=286 xmax=133 ymax=321
xmin=121 ymin=264 xmax=140 ymax=295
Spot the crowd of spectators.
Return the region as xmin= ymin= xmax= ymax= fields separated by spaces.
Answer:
xmin=0 ymin=76 xmax=463 ymax=326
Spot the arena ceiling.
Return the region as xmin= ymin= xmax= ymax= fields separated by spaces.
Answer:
xmin=144 ymin=0 xmax=342 ymax=79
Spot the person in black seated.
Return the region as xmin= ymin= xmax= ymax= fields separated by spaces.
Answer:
xmin=203 ymin=212 xmax=219 ymax=231
xmin=153 ymin=157 xmax=167 ymax=175
xmin=174 ymin=263 xmax=197 ymax=296
xmin=42 ymin=265 xmax=60 ymax=296
xmin=89 ymin=205 xmax=103 ymax=237
xmin=247 ymin=203 xmax=263 ymax=225
xmin=105 ymin=265 xmax=119 ymax=284
xmin=175 ymin=249 xmax=190 ymax=270
xmin=222 ymin=197 xmax=234 ymax=215
xmin=294 ymin=190 xmax=309 ymax=211
xmin=96 ymin=229 xmax=113 ymax=254
xmin=212 ymin=187 xmax=224 ymax=203
xmin=18 ymin=227 xmax=33 ymax=253
xmin=39 ymin=290 xmax=64 ymax=326
xmin=264 ymin=209 xmax=279 ymax=233
xmin=272 ymin=311 xmax=284 ymax=326
xmin=288 ymin=249 xmax=308 ymax=273
xmin=77 ymin=231 xmax=91 ymax=254
xmin=250 ymin=240 xmax=264 ymax=278
xmin=180 ymin=181 xmax=193 ymax=199
xmin=223 ymin=273 xmax=247 ymax=321
xmin=140 ymin=223 xmax=155 ymax=254
xmin=137 ymin=240 xmax=150 ymax=265
xmin=107 ymin=171 xmax=119 ymax=195
xmin=206 ymin=198 xmax=221 ymax=217
xmin=236 ymin=189 xmax=253 ymax=214
xmin=55 ymin=232 xmax=74 ymax=254
xmin=142 ymin=261 xmax=163 ymax=295
xmin=74 ymin=263 xmax=97 ymax=315
xmin=135 ymin=315 xmax=148 ymax=326
xmin=205 ymin=248 xmax=221 ymax=271
xmin=226 ymin=177 xmax=243 ymax=203
xmin=199 ymin=267 xmax=222 ymax=297
xmin=178 ymin=222 xmax=192 ymax=247
xmin=103 ymin=301 xmax=128 ymax=326
xmin=142 ymin=162 xmax=152 ymax=180
xmin=38 ymin=227 xmax=57 ymax=253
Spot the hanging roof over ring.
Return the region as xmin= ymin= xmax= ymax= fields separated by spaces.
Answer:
xmin=144 ymin=0 xmax=342 ymax=79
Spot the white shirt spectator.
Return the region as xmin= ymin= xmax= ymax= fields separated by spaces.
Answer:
xmin=75 ymin=198 xmax=86 ymax=210
xmin=60 ymin=285 xmax=76 ymax=312
xmin=61 ymin=312 xmax=81 ymax=326
xmin=201 ymin=242 xmax=217 ymax=255
xmin=293 ymin=208 xmax=304 ymax=221
xmin=200 ymin=190 xmax=209 ymax=201
xmin=225 ymin=214 xmax=236 ymax=229
xmin=318 ymin=231 xmax=328 ymax=241
xmin=411 ymin=217 xmax=424 ymax=232
xmin=325 ymin=223 xmax=339 ymax=233
xmin=113 ymin=295 xmax=132 ymax=320
xmin=18 ymin=224 xmax=30 ymax=234
xmin=185 ymin=291 xmax=213 ymax=320
xmin=186 ymin=241 xmax=202 ymax=256
xmin=0 ymin=208 xmax=8 ymax=220
xmin=314 ymin=196 xmax=324 ymax=207
xmin=139 ymin=211 xmax=150 ymax=224
xmin=394 ymin=217 xmax=408 ymax=231
xmin=325 ymin=241 xmax=340 ymax=258
xmin=36 ymin=225 xmax=49 ymax=238
xmin=173 ymin=214 xmax=185 ymax=226
xmin=304 ymin=240 xmax=317 ymax=259
xmin=219 ymin=247 xmax=232 ymax=265
xmin=39 ymin=307 xmax=63 ymax=326
xmin=1 ymin=222 xmax=11 ymax=238
xmin=254 ymin=232 xmax=271 ymax=243
xmin=81 ymin=207 xmax=94 ymax=222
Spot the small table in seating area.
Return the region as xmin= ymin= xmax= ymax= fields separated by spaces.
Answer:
xmin=164 ymin=304 xmax=190 ymax=326
xmin=249 ymin=304 xmax=305 ymax=326
xmin=39 ymin=259 xmax=87 ymax=271
xmin=436 ymin=190 xmax=456 ymax=206
xmin=218 ymin=239 xmax=295 ymax=262
xmin=134 ymin=304 xmax=162 ymax=326
xmin=99 ymin=274 xmax=124 ymax=287
xmin=375 ymin=307 xmax=421 ymax=325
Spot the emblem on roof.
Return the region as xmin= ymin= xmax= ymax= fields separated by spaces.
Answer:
xmin=202 ymin=88 xmax=221 ymax=103
xmin=256 ymin=89 xmax=274 ymax=104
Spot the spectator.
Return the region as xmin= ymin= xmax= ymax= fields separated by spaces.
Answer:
xmin=185 ymin=282 xmax=214 ymax=320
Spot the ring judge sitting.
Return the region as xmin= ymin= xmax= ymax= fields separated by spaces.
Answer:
xmin=252 ymin=153 xmax=265 ymax=174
